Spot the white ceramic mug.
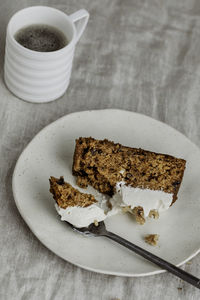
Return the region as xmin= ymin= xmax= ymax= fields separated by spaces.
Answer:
xmin=4 ymin=6 xmax=89 ymax=103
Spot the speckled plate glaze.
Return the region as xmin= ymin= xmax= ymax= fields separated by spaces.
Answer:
xmin=12 ymin=109 xmax=200 ymax=277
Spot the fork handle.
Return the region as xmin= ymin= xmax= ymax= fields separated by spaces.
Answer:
xmin=103 ymin=231 xmax=200 ymax=289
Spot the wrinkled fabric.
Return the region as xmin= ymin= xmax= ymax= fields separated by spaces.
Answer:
xmin=0 ymin=0 xmax=200 ymax=299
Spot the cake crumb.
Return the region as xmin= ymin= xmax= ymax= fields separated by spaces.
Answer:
xmin=94 ymin=220 xmax=99 ymax=226
xmin=145 ymin=234 xmax=159 ymax=246
xmin=149 ymin=209 xmax=159 ymax=219
xmin=132 ymin=206 xmax=145 ymax=225
xmin=119 ymin=169 xmax=125 ymax=175
xmin=177 ymin=287 xmax=182 ymax=291
xmin=186 ymin=261 xmax=192 ymax=265
xmin=122 ymin=206 xmax=131 ymax=213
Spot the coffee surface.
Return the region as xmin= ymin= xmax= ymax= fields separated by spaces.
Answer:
xmin=15 ymin=24 xmax=68 ymax=52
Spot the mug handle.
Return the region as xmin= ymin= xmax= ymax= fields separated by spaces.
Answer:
xmin=69 ymin=9 xmax=89 ymax=43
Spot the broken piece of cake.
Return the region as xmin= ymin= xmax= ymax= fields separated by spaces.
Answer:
xmin=49 ymin=176 xmax=106 ymax=227
xmin=145 ymin=234 xmax=159 ymax=246
xmin=49 ymin=137 xmax=186 ymax=228
xmin=72 ymin=137 xmax=186 ymax=223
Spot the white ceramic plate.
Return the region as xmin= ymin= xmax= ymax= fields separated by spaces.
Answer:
xmin=12 ymin=109 xmax=200 ymax=277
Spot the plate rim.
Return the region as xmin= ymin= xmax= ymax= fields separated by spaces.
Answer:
xmin=12 ymin=108 xmax=200 ymax=277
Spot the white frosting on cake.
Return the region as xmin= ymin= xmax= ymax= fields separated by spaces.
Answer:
xmin=55 ymin=180 xmax=173 ymax=227
xmin=55 ymin=203 xmax=106 ymax=228
xmin=113 ymin=181 xmax=173 ymax=217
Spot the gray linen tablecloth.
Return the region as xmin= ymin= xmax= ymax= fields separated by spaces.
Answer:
xmin=1 ymin=0 xmax=200 ymax=299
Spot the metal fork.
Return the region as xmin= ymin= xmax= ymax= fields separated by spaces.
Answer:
xmin=66 ymin=221 xmax=200 ymax=289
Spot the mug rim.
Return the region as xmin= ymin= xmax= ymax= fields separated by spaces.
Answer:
xmin=7 ymin=6 xmax=76 ymax=57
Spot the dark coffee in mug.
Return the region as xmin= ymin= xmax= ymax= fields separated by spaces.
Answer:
xmin=15 ymin=24 xmax=68 ymax=52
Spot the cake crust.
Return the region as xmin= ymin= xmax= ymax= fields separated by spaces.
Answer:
xmin=72 ymin=137 xmax=186 ymax=204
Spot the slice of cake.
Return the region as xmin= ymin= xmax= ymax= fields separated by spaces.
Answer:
xmin=72 ymin=137 xmax=186 ymax=222
xmin=49 ymin=176 xmax=106 ymax=227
